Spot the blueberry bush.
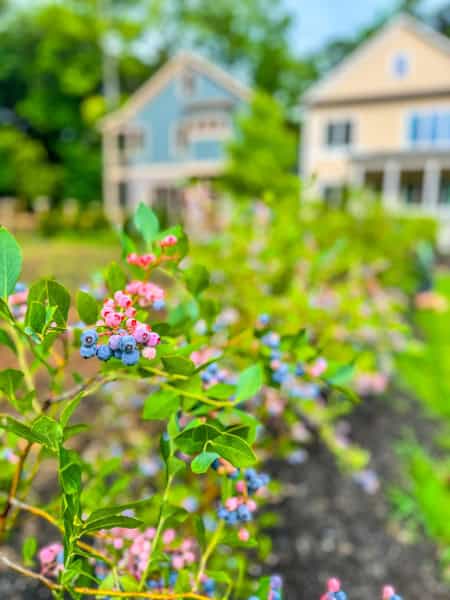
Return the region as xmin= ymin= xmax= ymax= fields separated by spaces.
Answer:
xmin=0 ymin=199 xmax=416 ymax=599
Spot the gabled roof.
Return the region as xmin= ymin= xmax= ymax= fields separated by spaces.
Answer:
xmin=101 ymin=51 xmax=252 ymax=131
xmin=303 ymin=12 xmax=450 ymax=105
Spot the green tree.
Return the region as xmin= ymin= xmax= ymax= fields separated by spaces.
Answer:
xmin=0 ymin=127 xmax=62 ymax=205
xmin=221 ymin=92 xmax=299 ymax=202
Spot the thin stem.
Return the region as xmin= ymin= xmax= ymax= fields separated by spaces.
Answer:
xmin=138 ymin=473 xmax=174 ymax=591
xmin=0 ymin=440 xmax=33 ymax=536
xmin=0 ymin=554 xmax=214 ymax=600
xmin=194 ymin=520 xmax=224 ymax=590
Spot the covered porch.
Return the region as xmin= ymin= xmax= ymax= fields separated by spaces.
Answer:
xmin=351 ymin=150 xmax=450 ymax=215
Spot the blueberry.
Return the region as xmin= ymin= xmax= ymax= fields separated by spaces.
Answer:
xmin=14 ymin=282 xmax=27 ymax=292
xmin=217 ymin=507 xmax=228 ymax=520
xmin=153 ymin=299 xmax=165 ymax=311
xmin=203 ymin=579 xmax=216 ymax=593
xmin=168 ymin=572 xmax=178 ymax=586
xmin=270 ymin=575 xmax=282 ymax=589
xmin=295 ymin=363 xmax=305 ymax=376
xmin=120 ymin=335 xmax=137 ymax=353
xmin=258 ymin=313 xmax=270 ymax=325
xmin=211 ymin=458 xmax=221 ymax=470
xmin=228 ymin=468 xmax=239 ymax=480
xmin=122 ymin=349 xmax=139 ymax=366
xmin=225 ymin=510 xmax=238 ymax=525
xmin=271 ymin=592 xmax=281 ymax=600
xmin=96 ymin=344 xmax=112 ymax=361
xmin=80 ymin=344 xmax=97 ymax=359
xmin=237 ymin=504 xmax=251 ymax=522
xmin=335 ymin=592 xmax=347 ymax=600
xmin=81 ymin=329 xmax=98 ymax=347
xmin=207 ymin=363 xmax=219 ymax=375
xmin=113 ymin=349 xmax=123 ymax=359
xmin=245 ymin=468 xmax=257 ymax=480
xmin=201 ymin=371 xmax=211 ymax=384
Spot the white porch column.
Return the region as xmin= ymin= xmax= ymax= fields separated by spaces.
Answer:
xmin=351 ymin=163 xmax=365 ymax=188
xmin=382 ymin=160 xmax=401 ymax=209
xmin=129 ymin=180 xmax=148 ymax=214
xmin=422 ymin=159 xmax=441 ymax=214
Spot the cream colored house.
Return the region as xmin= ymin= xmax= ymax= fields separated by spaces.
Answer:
xmin=301 ymin=14 xmax=450 ymax=221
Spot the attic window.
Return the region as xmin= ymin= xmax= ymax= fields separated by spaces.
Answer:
xmin=392 ymin=52 xmax=410 ymax=78
xmin=181 ymin=69 xmax=196 ymax=96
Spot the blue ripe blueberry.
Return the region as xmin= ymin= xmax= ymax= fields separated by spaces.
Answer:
xmin=120 ymin=335 xmax=137 ymax=354
xmin=391 ymin=596 xmax=402 ymax=600
xmin=237 ymin=504 xmax=252 ymax=522
xmin=295 ymin=363 xmax=305 ymax=376
xmin=15 ymin=282 xmax=27 ymax=292
xmin=217 ymin=507 xmax=228 ymax=520
xmin=259 ymin=473 xmax=270 ymax=486
xmin=334 ymin=592 xmax=347 ymax=600
xmin=96 ymin=344 xmax=112 ymax=361
xmin=258 ymin=313 xmax=270 ymax=326
xmin=122 ymin=349 xmax=139 ymax=366
xmin=168 ymin=572 xmax=178 ymax=586
xmin=270 ymin=350 xmax=282 ymax=360
xmin=228 ymin=468 xmax=240 ymax=480
xmin=81 ymin=329 xmax=98 ymax=347
xmin=270 ymin=575 xmax=282 ymax=589
xmin=201 ymin=371 xmax=211 ymax=384
xmin=203 ymin=579 xmax=216 ymax=594
xmin=211 ymin=458 xmax=221 ymax=470
xmin=271 ymin=592 xmax=281 ymax=600
xmin=225 ymin=510 xmax=238 ymax=525
xmin=153 ymin=299 xmax=165 ymax=311
xmin=113 ymin=349 xmax=123 ymax=359
xmin=148 ymin=581 xmax=159 ymax=590
xmin=248 ymin=596 xmax=259 ymax=600
xmin=80 ymin=345 xmax=97 ymax=359
xmin=207 ymin=363 xmax=219 ymax=376
xmin=245 ymin=468 xmax=257 ymax=480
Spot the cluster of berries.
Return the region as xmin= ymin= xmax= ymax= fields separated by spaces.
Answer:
xmin=320 ymin=579 xmax=403 ymax=600
xmin=248 ymin=575 xmax=282 ymax=600
xmin=200 ymin=361 xmax=232 ymax=386
xmin=38 ymin=542 xmax=64 ymax=578
xmin=100 ymin=526 xmax=196 ymax=581
xmin=201 ymin=576 xmax=216 ymax=597
xmin=211 ymin=457 xmax=239 ymax=479
xmin=8 ymin=282 xmax=28 ymax=320
xmin=80 ymin=328 xmax=159 ymax=366
xmin=217 ymin=468 xmax=269 ymax=542
xmin=80 ymin=285 xmax=163 ymax=365
xmin=126 ymin=235 xmax=178 ymax=270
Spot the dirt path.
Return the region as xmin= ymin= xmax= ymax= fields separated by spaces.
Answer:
xmin=267 ymin=393 xmax=449 ymax=600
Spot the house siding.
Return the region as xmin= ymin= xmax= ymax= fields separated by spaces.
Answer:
xmin=126 ymin=72 xmax=242 ymax=166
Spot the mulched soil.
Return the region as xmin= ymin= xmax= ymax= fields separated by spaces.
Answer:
xmin=266 ymin=392 xmax=450 ymax=600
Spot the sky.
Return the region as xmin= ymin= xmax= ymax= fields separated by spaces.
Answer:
xmin=285 ymin=0 xmax=450 ymax=54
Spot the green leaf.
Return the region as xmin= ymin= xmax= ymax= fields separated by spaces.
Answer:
xmin=162 ymin=355 xmax=196 ymax=376
xmin=175 ymin=424 xmax=221 ymax=454
xmin=28 ymin=301 xmax=46 ymax=334
xmin=142 ymin=390 xmax=180 ymax=420
xmin=82 ymin=515 xmax=142 ymax=535
xmin=326 ymin=363 xmax=355 ymax=385
xmin=60 ymin=393 xmax=83 ymax=428
xmin=26 ymin=279 xmax=70 ymax=328
xmin=0 ymin=416 xmax=44 ymax=444
xmin=0 ymin=227 xmax=22 ymax=299
xmin=86 ymin=498 xmax=152 ymax=524
xmin=184 ymin=264 xmax=210 ymax=296
xmin=191 ymin=451 xmax=220 ymax=474
xmin=76 ymin=291 xmax=99 ymax=325
xmin=210 ymin=432 xmax=256 ymax=468
xmin=31 ymin=416 xmax=63 ymax=452
xmin=22 ymin=537 xmax=37 ymax=567
xmin=235 ymin=363 xmax=263 ymax=402
xmin=0 ymin=328 xmax=16 ymax=354
xmin=59 ymin=447 xmax=82 ymax=495
xmin=206 ymin=383 xmax=235 ymax=400
xmin=134 ymin=202 xmax=159 ymax=244
xmin=167 ymin=456 xmax=186 ymax=476
xmin=105 ymin=262 xmax=127 ymax=294
xmin=0 ymin=369 xmax=24 ymax=405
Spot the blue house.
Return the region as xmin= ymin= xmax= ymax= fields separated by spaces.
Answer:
xmin=101 ymin=51 xmax=251 ymax=223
